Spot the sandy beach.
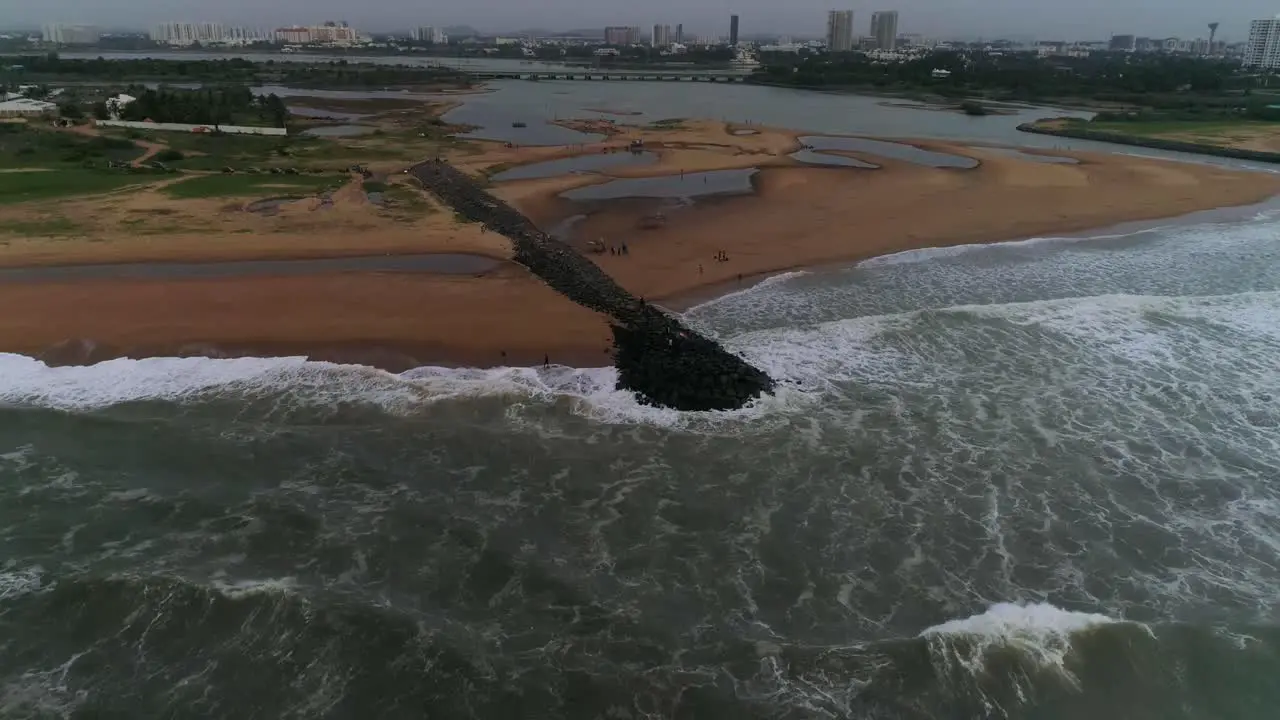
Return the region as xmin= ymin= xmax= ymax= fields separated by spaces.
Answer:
xmin=3 ymin=118 xmax=1279 ymax=368
xmin=4 ymin=269 xmax=614 ymax=370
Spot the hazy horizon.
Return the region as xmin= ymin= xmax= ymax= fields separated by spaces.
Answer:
xmin=5 ymin=0 xmax=1273 ymax=42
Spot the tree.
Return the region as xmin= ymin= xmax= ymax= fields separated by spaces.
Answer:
xmin=264 ymin=93 xmax=288 ymax=128
xmin=58 ymin=103 xmax=83 ymax=119
xmin=91 ymin=101 xmax=109 ymax=120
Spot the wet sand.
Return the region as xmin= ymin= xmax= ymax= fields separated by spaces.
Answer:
xmin=0 ymin=270 xmax=614 ymax=371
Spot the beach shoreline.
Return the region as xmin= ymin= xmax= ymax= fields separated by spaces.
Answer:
xmin=4 ymin=118 xmax=1280 ymax=371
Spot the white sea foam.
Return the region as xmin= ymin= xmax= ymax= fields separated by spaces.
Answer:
xmin=921 ymin=602 xmax=1129 ymax=697
xmin=921 ymin=602 xmax=1119 ymax=639
xmin=0 ymin=352 xmax=814 ymax=429
xmin=3 ymin=288 xmax=1275 ymax=424
xmin=209 ymin=576 xmax=299 ymax=599
xmin=0 ymin=567 xmax=43 ymax=601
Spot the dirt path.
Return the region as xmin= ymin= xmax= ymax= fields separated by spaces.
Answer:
xmin=131 ymin=140 xmax=166 ymax=166
xmin=63 ymin=122 xmax=167 ymax=167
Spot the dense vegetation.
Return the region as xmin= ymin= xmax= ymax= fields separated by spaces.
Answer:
xmin=1 ymin=54 xmax=472 ymax=89
xmin=0 ymin=169 xmax=155 ymax=204
xmin=526 ymin=45 xmax=737 ymax=65
xmin=0 ymin=122 xmax=142 ymax=165
xmin=752 ymin=52 xmax=1254 ymax=107
xmin=104 ymin=85 xmax=290 ymax=127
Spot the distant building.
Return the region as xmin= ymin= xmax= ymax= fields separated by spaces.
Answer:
xmin=41 ymin=24 xmax=100 ymax=45
xmin=0 ymin=98 xmax=58 ymax=117
xmin=412 ymin=26 xmax=447 ymax=44
xmin=676 ymin=24 xmax=684 ymax=44
xmin=652 ymin=24 xmax=671 ymax=47
xmin=604 ymin=26 xmax=640 ymax=46
xmin=1246 ymin=16 xmax=1280 ymax=68
xmin=151 ymin=23 xmax=265 ymax=46
xmin=870 ymin=11 xmax=898 ymax=50
xmin=826 ymin=10 xmax=854 ymax=52
xmin=106 ymin=93 xmax=135 ymax=119
xmin=729 ymin=14 xmax=740 ymax=46
xmin=1109 ymin=34 xmax=1136 ymax=51
xmin=274 ymin=23 xmax=361 ymax=46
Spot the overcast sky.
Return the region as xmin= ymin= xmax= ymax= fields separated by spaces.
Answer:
xmin=7 ymin=0 xmax=1275 ymax=41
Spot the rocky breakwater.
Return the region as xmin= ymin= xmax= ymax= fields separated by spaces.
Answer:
xmin=410 ymin=159 xmax=776 ymax=411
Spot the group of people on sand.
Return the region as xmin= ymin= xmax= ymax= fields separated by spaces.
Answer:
xmin=609 ymin=243 xmax=629 ymax=256
xmin=698 ymin=250 xmax=732 ymax=275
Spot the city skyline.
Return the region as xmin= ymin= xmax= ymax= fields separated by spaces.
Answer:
xmin=9 ymin=0 xmax=1270 ymax=41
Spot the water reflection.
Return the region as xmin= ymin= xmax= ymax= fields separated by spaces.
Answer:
xmin=974 ymin=147 xmax=1081 ymax=164
xmin=492 ymin=152 xmax=659 ymax=181
xmin=790 ymin=149 xmax=879 ymax=169
xmin=799 ymin=136 xmax=978 ymax=168
xmin=562 ymin=169 xmax=757 ymax=201
xmin=289 ymin=106 xmax=371 ymax=121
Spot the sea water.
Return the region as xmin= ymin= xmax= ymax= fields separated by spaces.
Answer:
xmin=1 ymin=209 xmax=1279 ymax=718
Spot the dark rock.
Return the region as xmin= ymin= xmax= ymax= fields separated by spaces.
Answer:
xmin=409 ymin=159 xmax=776 ymax=411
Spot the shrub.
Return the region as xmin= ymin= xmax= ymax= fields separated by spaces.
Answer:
xmin=960 ymin=101 xmax=989 ymax=116
xmin=154 ymin=148 xmax=185 ymax=162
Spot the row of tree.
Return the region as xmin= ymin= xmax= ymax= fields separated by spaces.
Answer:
xmin=7 ymin=54 xmax=469 ymax=89
xmin=87 ymin=86 xmax=290 ymax=127
xmin=752 ymin=52 xmax=1247 ymax=102
xmin=498 ymin=45 xmax=736 ymax=65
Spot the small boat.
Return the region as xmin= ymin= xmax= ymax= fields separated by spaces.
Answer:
xmin=512 ymin=121 xmax=527 ymax=128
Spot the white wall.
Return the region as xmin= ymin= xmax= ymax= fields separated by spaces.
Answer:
xmin=95 ymin=120 xmax=287 ymax=136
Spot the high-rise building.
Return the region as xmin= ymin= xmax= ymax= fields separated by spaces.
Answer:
xmin=1109 ymin=34 xmax=1136 ymax=51
xmin=273 ymin=23 xmax=361 ymax=46
xmin=151 ymin=23 xmax=265 ymax=46
xmin=870 ymin=11 xmax=898 ymax=50
xmin=412 ymin=26 xmax=446 ymax=43
xmin=826 ymin=10 xmax=854 ymax=52
xmin=604 ymin=26 xmax=640 ymax=46
xmin=652 ymin=25 xmax=672 ymax=46
xmin=1245 ymin=16 xmax=1280 ymax=68
xmin=41 ymin=24 xmax=101 ymax=45
xmin=676 ymin=24 xmax=684 ymax=44
xmin=729 ymin=15 xmax=740 ymax=46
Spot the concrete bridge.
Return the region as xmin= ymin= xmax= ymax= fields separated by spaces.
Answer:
xmin=466 ymin=71 xmax=749 ymax=83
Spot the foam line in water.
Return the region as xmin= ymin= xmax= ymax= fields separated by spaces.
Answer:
xmin=855 ymin=227 xmax=1165 ymax=268
xmin=683 ymin=270 xmax=810 ymax=315
xmin=0 ymin=353 xmax=815 ymax=429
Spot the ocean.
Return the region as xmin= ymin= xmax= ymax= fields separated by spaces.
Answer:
xmin=2 ymin=207 xmax=1279 ymax=718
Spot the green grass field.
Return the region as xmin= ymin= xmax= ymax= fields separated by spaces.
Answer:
xmin=0 ymin=124 xmax=144 ymax=167
xmin=0 ymin=170 xmax=153 ymax=205
xmin=161 ymin=173 xmax=345 ymax=199
xmin=0 ymin=215 xmax=83 ymax=236
xmin=1087 ymin=119 xmax=1278 ymax=139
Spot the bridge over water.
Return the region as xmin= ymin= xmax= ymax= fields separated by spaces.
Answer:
xmin=464 ymin=71 xmax=750 ymax=83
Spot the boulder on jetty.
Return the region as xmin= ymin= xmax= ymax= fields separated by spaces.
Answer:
xmin=410 ymin=159 xmax=776 ymax=411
